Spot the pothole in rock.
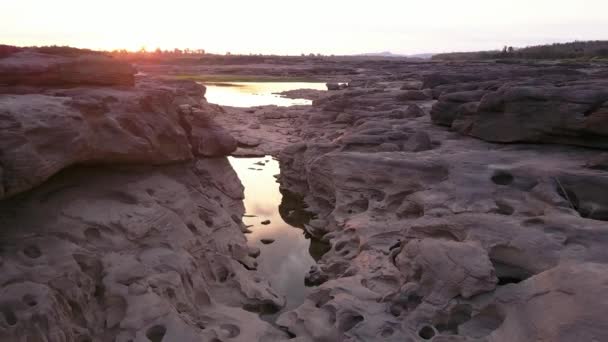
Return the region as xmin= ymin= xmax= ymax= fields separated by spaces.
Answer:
xmin=229 ymin=156 xmax=330 ymax=323
xmin=489 ymin=246 xmax=535 ymax=285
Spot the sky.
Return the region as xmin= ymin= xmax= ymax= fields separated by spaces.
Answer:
xmin=1 ymin=0 xmax=607 ymax=55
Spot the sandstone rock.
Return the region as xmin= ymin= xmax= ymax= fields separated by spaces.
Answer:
xmin=395 ymin=239 xmax=497 ymax=300
xmin=404 ymin=104 xmax=426 ymax=118
xmin=403 ymin=131 xmax=433 ymax=152
xmin=0 ymin=159 xmax=286 ymax=341
xmin=181 ymin=107 xmax=238 ymax=157
xmin=396 ymin=90 xmax=431 ymax=101
xmin=468 ymin=82 xmax=608 ymax=148
xmin=236 ymin=135 xmax=262 ymax=148
xmin=430 ymin=90 xmax=487 ymax=126
xmin=0 ymin=79 xmax=236 ymax=200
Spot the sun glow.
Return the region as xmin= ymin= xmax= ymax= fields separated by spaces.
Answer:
xmin=1 ymin=0 xmax=607 ymax=54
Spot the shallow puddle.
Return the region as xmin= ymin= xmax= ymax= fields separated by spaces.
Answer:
xmin=204 ymin=82 xmax=326 ymax=107
xmin=228 ymin=156 xmax=328 ymax=321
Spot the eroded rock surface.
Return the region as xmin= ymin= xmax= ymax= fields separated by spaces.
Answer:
xmin=271 ymin=61 xmax=608 ymax=341
xmin=0 ymin=78 xmax=235 ymax=200
xmin=3 ymin=50 xmax=608 ymax=341
xmin=0 ymin=50 xmax=285 ymax=341
xmin=0 ymin=160 xmax=286 ymax=341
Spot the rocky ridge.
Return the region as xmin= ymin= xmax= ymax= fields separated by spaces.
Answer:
xmin=0 ymin=50 xmax=287 ymax=341
xmin=268 ymin=61 xmax=608 ymax=341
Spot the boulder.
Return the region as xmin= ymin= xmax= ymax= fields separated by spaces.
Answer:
xmin=430 ymin=90 xmax=487 ymax=126
xmin=180 ymin=107 xmax=238 ymax=157
xmin=469 ymin=82 xmax=608 ymax=148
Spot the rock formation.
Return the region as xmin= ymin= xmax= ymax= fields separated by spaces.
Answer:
xmin=3 ymin=48 xmax=608 ymax=341
xmin=271 ymin=61 xmax=608 ymax=341
xmin=0 ymin=49 xmax=285 ymax=341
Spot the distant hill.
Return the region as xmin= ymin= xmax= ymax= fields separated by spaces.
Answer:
xmin=357 ymin=51 xmax=434 ymax=59
xmin=432 ymin=40 xmax=608 ymax=61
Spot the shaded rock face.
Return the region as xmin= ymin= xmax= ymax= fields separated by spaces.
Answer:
xmin=272 ymin=62 xmax=608 ymax=341
xmin=428 ymin=70 xmax=608 ymax=149
xmin=469 ymin=82 xmax=608 ymax=148
xmin=0 ymin=51 xmax=135 ymax=87
xmin=0 ymin=160 xmax=286 ymax=341
xmin=0 ymin=79 xmax=236 ymax=200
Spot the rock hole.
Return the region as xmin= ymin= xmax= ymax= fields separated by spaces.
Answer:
xmin=220 ymin=323 xmax=241 ymax=338
xmin=522 ymin=217 xmax=545 ymax=226
xmin=84 ymin=227 xmax=101 ymax=240
xmin=489 ymin=246 xmax=533 ymax=285
xmin=279 ymin=326 xmax=296 ymax=338
xmin=216 ymin=266 xmax=229 ymax=282
xmin=494 ymin=200 xmax=514 ymax=215
xmin=338 ymin=311 xmax=363 ymax=331
xmin=555 ymin=181 xmax=579 ymax=210
xmin=435 ymin=304 xmax=473 ymax=334
xmin=497 ymin=276 xmax=524 ymax=285
xmin=68 ymin=300 xmax=87 ymax=327
xmin=1 ymin=307 xmax=17 ymax=326
xmin=23 ymin=245 xmax=41 ymax=259
xmin=334 ymin=241 xmax=347 ymax=252
xmin=418 ymin=325 xmax=437 ymax=340
xmin=458 ymin=305 xmax=505 ymax=338
xmin=381 ymin=327 xmax=394 ymax=337
xmin=94 ymin=284 xmax=105 ymax=304
xmin=491 ymin=171 xmax=514 ymax=186
xmin=22 ymin=294 xmax=37 ymax=307
xmin=186 ymin=223 xmax=197 ymax=234
xmin=243 ymin=302 xmax=281 ymax=315
xmin=146 ymin=325 xmax=167 ymax=342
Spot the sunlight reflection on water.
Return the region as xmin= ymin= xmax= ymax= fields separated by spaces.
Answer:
xmin=228 ymin=156 xmax=328 ymax=321
xmin=204 ymin=82 xmax=326 ymax=107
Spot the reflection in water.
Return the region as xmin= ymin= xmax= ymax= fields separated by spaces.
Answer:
xmin=204 ymin=82 xmax=326 ymax=107
xmin=228 ymin=156 xmax=328 ymax=321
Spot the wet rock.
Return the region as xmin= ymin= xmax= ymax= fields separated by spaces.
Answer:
xmin=326 ymin=83 xmax=341 ymax=91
